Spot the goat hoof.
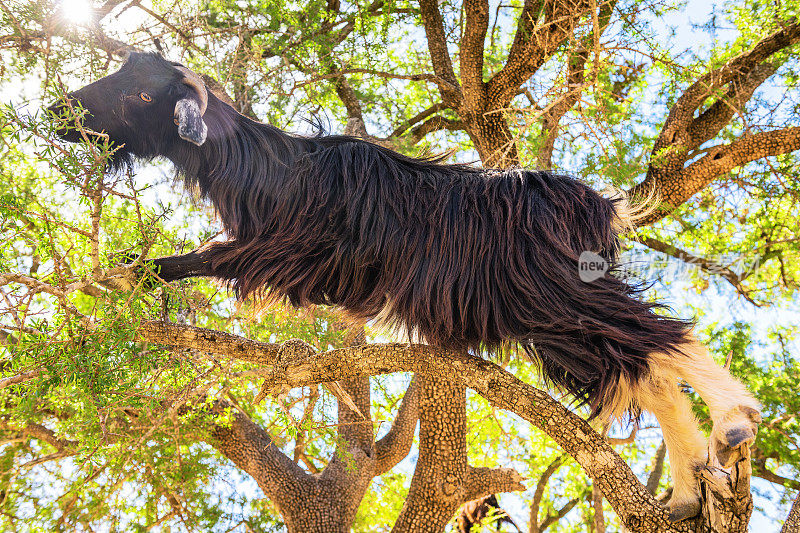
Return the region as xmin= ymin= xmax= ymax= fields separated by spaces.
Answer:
xmin=725 ymin=427 xmax=755 ymax=448
xmin=668 ymin=498 xmax=701 ymax=522
xmin=111 ymin=251 xmax=159 ymax=291
xmin=711 ymin=405 xmax=761 ymax=468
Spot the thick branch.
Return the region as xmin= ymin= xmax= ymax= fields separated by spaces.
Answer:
xmin=632 ymin=20 xmax=800 ymax=225
xmin=661 ymin=20 xmax=800 ymax=139
xmin=634 ymin=126 xmax=800 ymax=225
xmin=0 ymin=369 xmax=42 ymax=390
xmin=460 ymin=0 xmax=489 ymax=110
xmin=205 ymin=401 xmax=313 ymax=515
xmin=783 ymin=491 xmax=800 ymax=533
xmin=139 ymin=321 xmax=698 ymax=532
xmin=687 ymin=62 xmax=778 ymax=150
xmin=487 ymin=0 xmax=593 ymax=107
xmin=418 ymin=0 xmax=461 ymax=105
xmin=392 ymin=375 xmax=467 ymax=532
xmin=464 ymin=466 xmax=526 ymax=501
xmin=375 ymin=378 xmax=419 ymax=475
xmin=138 ymin=321 xmax=280 ymax=365
xmin=23 ymin=422 xmax=76 ymax=450
xmin=0 ymin=421 xmax=77 ymax=451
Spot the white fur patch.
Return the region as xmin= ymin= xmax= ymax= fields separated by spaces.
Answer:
xmin=174 ymin=98 xmax=207 ymax=146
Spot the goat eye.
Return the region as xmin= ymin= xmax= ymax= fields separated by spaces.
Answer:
xmin=139 ymin=92 xmax=152 ymax=102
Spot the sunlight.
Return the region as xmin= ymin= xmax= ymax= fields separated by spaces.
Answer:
xmin=59 ymin=0 xmax=94 ymax=26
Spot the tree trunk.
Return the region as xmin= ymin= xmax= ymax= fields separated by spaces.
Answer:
xmin=464 ymin=111 xmax=519 ymax=168
xmin=392 ymin=374 xmax=467 ymax=532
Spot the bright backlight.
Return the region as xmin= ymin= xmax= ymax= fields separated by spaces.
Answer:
xmin=60 ymin=0 xmax=94 ymax=26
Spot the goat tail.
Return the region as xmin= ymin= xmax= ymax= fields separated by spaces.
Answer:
xmin=604 ymin=183 xmax=660 ymax=233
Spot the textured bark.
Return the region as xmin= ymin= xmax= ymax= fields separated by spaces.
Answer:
xmin=536 ymin=0 xmax=616 ymax=168
xmin=375 ymin=378 xmax=419 ymax=475
xmin=392 ymin=375 xmax=467 ymax=532
xmin=417 ymin=0 xmax=461 ymax=107
xmin=698 ymin=456 xmax=754 ymax=532
xmin=783 ymin=491 xmax=800 ymax=533
xmin=485 ymin=0 xmax=592 ymax=108
xmin=139 ymin=321 xmax=746 ymax=532
xmin=174 ymin=339 xmax=411 ymax=531
xmin=139 ymin=322 xmax=525 ymax=531
xmin=207 ymin=403 xmax=324 ymax=532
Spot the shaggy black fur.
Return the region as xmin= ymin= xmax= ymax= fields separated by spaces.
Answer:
xmin=54 ymin=53 xmax=692 ymax=414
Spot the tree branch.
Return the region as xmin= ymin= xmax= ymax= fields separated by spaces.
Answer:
xmin=390 ymin=103 xmax=447 ymax=138
xmin=0 ymin=421 xmax=77 ymax=451
xmin=464 ymin=466 xmax=526 ymax=501
xmin=486 ymin=0 xmax=593 ymax=107
xmin=205 ymin=401 xmax=313 ymax=509
xmin=529 ymin=455 xmax=566 ymax=532
xmin=460 ymin=0 xmax=489 ymax=110
xmin=752 ymin=460 xmax=800 ymax=490
xmin=418 ymin=0 xmax=461 ymax=106
xmin=646 ymin=440 xmax=667 ymax=495
xmin=635 ymin=235 xmax=758 ymax=304
xmin=687 ymin=62 xmax=777 ymax=150
xmin=0 ymin=369 xmax=42 ymax=390
xmin=408 ymin=115 xmax=465 ymax=144
xmin=592 ymin=481 xmax=606 ymax=533
xmin=660 ymin=20 xmax=800 ymax=141
xmin=538 ymin=497 xmax=579 ymax=531
xmin=375 ymin=378 xmax=419 ymax=475
xmin=391 ymin=375 xmax=467 ymax=532
xmin=783 ymin=491 xmax=800 ymax=533
xmin=635 ymin=125 xmax=800 ymax=225
xmin=536 ymin=0 xmax=616 ymax=167
xmin=632 ymin=19 xmax=800 ymax=225
xmin=138 ymin=321 xmax=704 ymax=532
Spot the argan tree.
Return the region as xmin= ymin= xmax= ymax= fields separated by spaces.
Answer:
xmin=1 ymin=0 xmax=799 ymax=531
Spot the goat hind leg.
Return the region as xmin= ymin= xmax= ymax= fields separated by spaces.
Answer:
xmin=632 ymin=369 xmax=708 ymax=522
xmin=653 ymin=339 xmax=761 ymax=468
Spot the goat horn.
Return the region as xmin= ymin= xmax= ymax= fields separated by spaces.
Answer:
xmin=174 ymin=65 xmax=208 ymax=116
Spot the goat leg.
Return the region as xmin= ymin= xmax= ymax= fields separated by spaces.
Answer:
xmin=113 ymin=246 xmax=235 ymax=290
xmin=149 ymin=250 xmax=220 ymax=282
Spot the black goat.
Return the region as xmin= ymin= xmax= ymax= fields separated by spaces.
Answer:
xmin=50 ymin=52 xmax=761 ymax=522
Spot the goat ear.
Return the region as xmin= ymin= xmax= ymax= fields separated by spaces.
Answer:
xmin=174 ymin=98 xmax=207 ymax=146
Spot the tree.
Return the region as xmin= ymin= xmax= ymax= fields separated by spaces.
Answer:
xmin=1 ymin=0 xmax=799 ymax=531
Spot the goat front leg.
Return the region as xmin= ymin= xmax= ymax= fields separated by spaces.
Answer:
xmin=148 ymin=250 xmax=220 ymax=283
xmin=118 ymin=241 xmax=240 ymax=288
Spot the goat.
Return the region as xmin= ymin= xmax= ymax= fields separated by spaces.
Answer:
xmin=49 ymin=52 xmax=761 ymax=521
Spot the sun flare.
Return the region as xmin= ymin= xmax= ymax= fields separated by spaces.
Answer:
xmin=59 ymin=0 xmax=94 ymax=26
